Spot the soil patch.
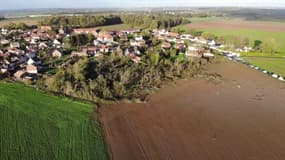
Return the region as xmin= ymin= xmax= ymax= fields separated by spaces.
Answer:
xmin=99 ymin=60 xmax=285 ymax=160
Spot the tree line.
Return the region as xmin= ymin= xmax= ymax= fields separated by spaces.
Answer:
xmin=4 ymin=22 xmax=31 ymax=30
xmin=43 ymin=53 xmax=201 ymax=101
xmin=38 ymin=14 xmax=188 ymax=29
xmin=121 ymin=14 xmax=189 ymax=29
xmin=39 ymin=15 xmax=122 ymax=28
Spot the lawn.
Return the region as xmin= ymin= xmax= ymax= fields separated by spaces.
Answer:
xmin=0 ymin=82 xmax=108 ymax=160
xmin=244 ymin=57 xmax=285 ymax=77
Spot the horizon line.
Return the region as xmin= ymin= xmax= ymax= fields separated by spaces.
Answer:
xmin=1 ymin=6 xmax=285 ymax=11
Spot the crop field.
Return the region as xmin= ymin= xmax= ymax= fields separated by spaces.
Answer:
xmin=0 ymin=82 xmax=108 ymax=160
xmin=0 ymin=17 xmax=41 ymax=27
xmin=176 ymin=17 xmax=285 ymax=77
xmin=199 ymin=29 xmax=285 ymax=53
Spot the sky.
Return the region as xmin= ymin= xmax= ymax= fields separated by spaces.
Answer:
xmin=1 ymin=0 xmax=285 ymax=10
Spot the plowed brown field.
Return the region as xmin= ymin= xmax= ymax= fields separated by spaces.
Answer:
xmin=99 ymin=60 xmax=285 ymax=160
xmin=187 ymin=20 xmax=285 ymax=32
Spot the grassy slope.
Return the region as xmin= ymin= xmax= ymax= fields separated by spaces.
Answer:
xmin=0 ymin=82 xmax=108 ymax=160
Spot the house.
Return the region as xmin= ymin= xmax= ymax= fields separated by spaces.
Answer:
xmin=73 ymin=28 xmax=98 ymax=36
xmin=10 ymin=42 xmax=20 ymax=49
xmin=167 ymin=38 xmax=176 ymax=43
xmin=0 ymin=39 xmax=10 ymax=45
xmin=121 ymin=29 xmax=141 ymax=35
xmin=185 ymin=46 xmax=201 ymax=57
xmin=14 ymin=70 xmax=26 ymax=80
xmin=71 ymin=49 xmax=88 ymax=57
xmin=161 ymin=42 xmax=171 ymax=50
xmin=39 ymin=42 xmax=48 ymax=49
xmin=87 ymin=47 xmax=99 ymax=57
xmin=203 ymin=52 xmax=215 ymax=58
xmin=52 ymin=49 xmax=63 ymax=58
xmin=100 ymin=45 xmax=109 ymax=53
xmin=93 ymin=40 xmax=100 ymax=46
xmin=175 ymin=43 xmax=186 ymax=50
xmin=168 ymin=32 xmax=179 ymax=38
xmin=26 ymin=64 xmax=38 ymax=74
xmin=119 ymin=33 xmax=128 ymax=41
xmin=59 ymin=28 xmax=66 ymax=35
xmin=208 ymin=40 xmax=216 ymax=46
xmin=158 ymin=29 xmax=168 ymax=36
xmin=97 ymin=32 xmax=114 ymax=43
xmin=135 ymin=36 xmax=143 ymax=41
xmin=27 ymin=58 xmax=36 ymax=65
xmin=40 ymin=26 xmax=52 ymax=33
xmin=0 ymin=68 xmax=7 ymax=74
xmin=1 ymin=28 xmax=8 ymax=35
xmin=53 ymin=39 xmax=61 ymax=47
xmin=180 ymin=34 xmax=193 ymax=40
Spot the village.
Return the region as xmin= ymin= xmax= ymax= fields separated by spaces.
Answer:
xmin=0 ymin=23 xmax=248 ymax=83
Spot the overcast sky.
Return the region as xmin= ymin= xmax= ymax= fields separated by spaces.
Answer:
xmin=1 ymin=0 xmax=285 ymax=10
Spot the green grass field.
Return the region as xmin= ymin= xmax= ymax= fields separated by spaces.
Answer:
xmin=199 ymin=29 xmax=285 ymax=53
xmin=244 ymin=57 xmax=285 ymax=77
xmin=174 ymin=17 xmax=285 ymax=77
xmin=0 ymin=82 xmax=108 ymax=160
xmin=202 ymin=29 xmax=285 ymax=77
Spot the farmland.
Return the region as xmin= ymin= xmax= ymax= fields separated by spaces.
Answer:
xmin=0 ymin=17 xmax=40 ymax=27
xmin=244 ymin=57 xmax=285 ymax=77
xmin=176 ymin=17 xmax=285 ymax=77
xmin=0 ymin=82 xmax=108 ymax=160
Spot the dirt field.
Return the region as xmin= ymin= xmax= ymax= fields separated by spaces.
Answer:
xmin=187 ymin=19 xmax=285 ymax=32
xmin=99 ymin=60 xmax=285 ymax=160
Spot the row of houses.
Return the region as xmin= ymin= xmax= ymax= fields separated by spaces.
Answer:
xmin=0 ymin=25 xmax=224 ymax=81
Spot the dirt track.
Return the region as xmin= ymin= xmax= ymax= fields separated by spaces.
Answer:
xmin=187 ymin=20 xmax=285 ymax=32
xmin=99 ymin=60 xmax=285 ymax=160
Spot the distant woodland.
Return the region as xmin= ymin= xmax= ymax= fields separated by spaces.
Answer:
xmin=38 ymin=14 xmax=189 ymax=29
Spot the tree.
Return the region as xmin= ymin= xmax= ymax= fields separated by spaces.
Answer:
xmin=261 ymin=38 xmax=279 ymax=54
xmin=254 ymin=40 xmax=262 ymax=50
xmin=87 ymin=33 xmax=95 ymax=45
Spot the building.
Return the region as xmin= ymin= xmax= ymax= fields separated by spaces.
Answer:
xmin=161 ymin=42 xmax=171 ymax=50
xmin=40 ymin=26 xmax=52 ymax=33
xmin=73 ymin=28 xmax=98 ymax=36
xmin=10 ymin=42 xmax=20 ymax=49
xmin=52 ymin=49 xmax=63 ymax=58
xmin=14 ymin=70 xmax=26 ymax=80
xmin=26 ymin=64 xmax=38 ymax=74
xmin=71 ymin=49 xmax=88 ymax=57
xmin=97 ymin=32 xmax=114 ymax=43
